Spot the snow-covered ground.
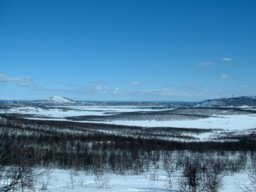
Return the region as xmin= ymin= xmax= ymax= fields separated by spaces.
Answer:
xmin=1 ymin=105 xmax=256 ymax=142
xmin=63 ymin=105 xmax=169 ymax=112
xmin=0 ymin=106 xmax=169 ymax=118
xmin=1 ymin=105 xmax=256 ymax=191
xmin=2 ymin=106 xmax=255 ymax=131
xmin=35 ymin=168 xmax=250 ymax=192
xmin=0 ymin=106 xmax=108 ymax=117
xmin=94 ymin=114 xmax=256 ymax=130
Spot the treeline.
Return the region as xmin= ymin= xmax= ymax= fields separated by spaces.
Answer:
xmin=66 ymin=107 xmax=256 ymax=122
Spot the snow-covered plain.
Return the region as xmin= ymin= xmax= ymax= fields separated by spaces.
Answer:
xmin=96 ymin=114 xmax=256 ymax=130
xmin=0 ymin=106 xmax=169 ymax=118
xmin=0 ymin=106 xmax=108 ymax=117
xmin=2 ymin=106 xmax=255 ymax=131
xmin=63 ymin=105 xmax=169 ymax=112
xmin=1 ymin=105 xmax=255 ymax=126
xmin=1 ymin=105 xmax=256 ymax=143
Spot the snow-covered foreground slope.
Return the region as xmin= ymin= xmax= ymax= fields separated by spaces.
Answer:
xmin=36 ymin=168 xmax=249 ymax=192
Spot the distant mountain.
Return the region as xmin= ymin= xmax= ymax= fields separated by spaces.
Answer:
xmin=196 ymin=96 xmax=256 ymax=107
xmin=29 ymin=96 xmax=78 ymax=105
xmin=18 ymin=95 xmax=256 ymax=108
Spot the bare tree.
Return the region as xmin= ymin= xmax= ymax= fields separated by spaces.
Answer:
xmin=202 ymin=160 xmax=224 ymax=192
xmin=95 ymin=173 xmax=110 ymax=189
xmin=164 ymin=152 xmax=175 ymax=192
xmin=69 ymin=171 xmax=77 ymax=189
xmin=149 ymin=169 xmax=159 ymax=181
xmin=0 ymin=124 xmax=42 ymax=192
xmin=94 ymin=167 xmax=110 ymax=189
xmin=180 ymin=156 xmax=203 ymax=192
xmin=0 ymin=149 xmax=42 ymax=192
xmin=179 ymin=154 xmax=224 ymax=192
xmin=238 ymin=168 xmax=256 ymax=192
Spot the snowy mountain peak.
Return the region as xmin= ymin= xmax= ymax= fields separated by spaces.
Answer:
xmin=46 ymin=96 xmax=75 ymax=103
xmin=29 ymin=96 xmax=76 ymax=105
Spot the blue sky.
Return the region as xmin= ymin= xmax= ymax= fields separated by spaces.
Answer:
xmin=0 ymin=0 xmax=256 ymax=101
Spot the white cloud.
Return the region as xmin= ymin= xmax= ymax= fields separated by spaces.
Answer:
xmin=179 ymin=84 xmax=202 ymax=89
xmin=219 ymin=74 xmax=230 ymax=79
xmin=0 ymin=74 xmax=35 ymax=87
xmin=128 ymin=81 xmax=140 ymax=84
xmin=89 ymin=80 xmax=107 ymax=84
xmin=221 ymin=58 xmax=232 ymax=61
xmin=0 ymin=83 xmax=6 ymax=86
xmin=243 ymin=77 xmax=250 ymax=79
xmin=197 ymin=62 xmax=215 ymax=67
xmin=240 ymin=85 xmax=249 ymax=88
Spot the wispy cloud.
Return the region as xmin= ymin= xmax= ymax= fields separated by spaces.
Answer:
xmin=139 ymin=88 xmax=213 ymax=98
xmin=0 ymin=83 xmax=6 ymax=86
xmin=240 ymin=85 xmax=249 ymax=88
xmin=67 ymin=84 xmax=80 ymax=86
xmin=206 ymin=89 xmax=221 ymax=93
xmin=89 ymin=80 xmax=107 ymax=84
xmin=221 ymin=58 xmax=232 ymax=61
xmin=79 ymin=86 xmax=122 ymax=94
xmin=179 ymin=84 xmax=202 ymax=89
xmin=128 ymin=81 xmax=140 ymax=84
xmin=197 ymin=62 xmax=215 ymax=67
xmin=165 ymin=84 xmax=175 ymax=87
xmin=243 ymin=77 xmax=250 ymax=79
xmin=0 ymin=73 xmax=35 ymax=87
xmin=140 ymin=88 xmax=189 ymax=96
xmin=219 ymin=74 xmax=230 ymax=79
xmin=51 ymin=81 xmax=64 ymax=84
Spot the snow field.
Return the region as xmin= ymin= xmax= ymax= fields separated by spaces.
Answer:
xmin=2 ymin=106 xmax=255 ymax=131
xmin=93 ymin=115 xmax=256 ymax=130
xmin=0 ymin=106 xmax=107 ymax=117
xmin=0 ymin=105 xmax=170 ymax=118
xmin=35 ymin=168 xmax=250 ymax=192
xmin=2 ymin=106 xmax=255 ymax=142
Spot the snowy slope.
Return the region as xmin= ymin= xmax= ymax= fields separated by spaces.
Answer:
xmin=45 ymin=96 xmax=75 ymax=103
xmin=197 ymin=96 xmax=256 ymax=107
xmin=29 ymin=96 xmax=76 ymax=104
xmin=197 ymin=99 xmax=223 ymax=107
